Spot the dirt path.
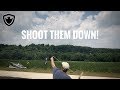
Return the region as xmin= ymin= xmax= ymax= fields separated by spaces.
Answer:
xmin=0 ymin=70 xmax=119 ymax=79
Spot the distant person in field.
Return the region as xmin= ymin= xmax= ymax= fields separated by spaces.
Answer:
xmin=50 ymin=56 xmax=71 ymax=79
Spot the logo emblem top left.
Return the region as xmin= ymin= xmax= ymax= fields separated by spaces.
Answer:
xmin=3 ymin=14 xmax=15 ymax=26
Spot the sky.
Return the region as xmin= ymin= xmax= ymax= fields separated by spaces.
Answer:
xmin=0 ymin=11 xmax=120 ymax=49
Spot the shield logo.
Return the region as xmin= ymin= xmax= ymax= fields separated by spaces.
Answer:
xmin=3 ymin=14 xmax=15 ymax=26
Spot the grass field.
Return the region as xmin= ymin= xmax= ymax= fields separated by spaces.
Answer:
xmin=0 ymin=60 xmax=120 ymax=77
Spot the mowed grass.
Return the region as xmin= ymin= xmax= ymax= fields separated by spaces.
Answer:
xmin=0 ymin=60 xmax=120 ymax=77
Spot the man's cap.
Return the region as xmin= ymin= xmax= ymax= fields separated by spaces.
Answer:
xmin=62 ymin=62 xmax=70 ymax=69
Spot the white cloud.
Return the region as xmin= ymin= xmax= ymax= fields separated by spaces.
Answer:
xmin=95 ymin=11 xmax=120 ymax=28
xmin=77 ymin=15 xmax=98 ymax=30
xmin=32 ymin=18 xmax=45 ymax=24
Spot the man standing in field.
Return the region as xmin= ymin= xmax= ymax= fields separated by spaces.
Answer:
xmin=50 ymin=56 xmax=71 ymax=79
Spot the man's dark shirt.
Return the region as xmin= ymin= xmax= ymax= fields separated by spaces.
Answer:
xmin=52 ymin=67 xmax=71 ymax=79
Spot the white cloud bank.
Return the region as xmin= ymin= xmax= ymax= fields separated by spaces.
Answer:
xmin=0 ymin=11 xmax=120 ymax=49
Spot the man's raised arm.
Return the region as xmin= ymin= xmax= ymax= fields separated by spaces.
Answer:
xmin=50 ymin=56 xmax=56 ymax=68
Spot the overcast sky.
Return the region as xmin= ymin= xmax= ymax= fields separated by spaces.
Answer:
xmin=0 ymin=11 xmax=120 ymax=49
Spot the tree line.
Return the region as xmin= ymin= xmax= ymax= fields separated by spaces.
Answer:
xmin=0 ymin=44 xmax=120 ymax=62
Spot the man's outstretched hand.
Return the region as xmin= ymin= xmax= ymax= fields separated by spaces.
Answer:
xmin=50 ymin=56 xmax=55 ymax=61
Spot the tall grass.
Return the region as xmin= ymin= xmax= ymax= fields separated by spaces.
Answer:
xmin=0 ymin=60 xmax=120 ymax=74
